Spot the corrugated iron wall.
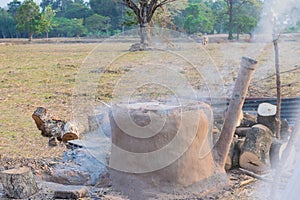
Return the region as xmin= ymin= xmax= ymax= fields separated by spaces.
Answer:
xmin=242 ymin=97 xmax=300 ymax=126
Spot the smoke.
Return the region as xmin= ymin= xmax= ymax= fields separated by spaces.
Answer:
xmin=278 ymin=118 xmax=300 ymax=200
xmin=255 ymin=0 xmax=300 ymax=41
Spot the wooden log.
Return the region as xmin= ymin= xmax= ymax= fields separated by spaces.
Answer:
xmin=235 ymin=127 xmax=251 ymax=137
xmin=280 ymin=119 xmax=291 ymax=141
xmin=225 ymin=138 xmax=236 ymax=171
xmin=225 ymin=138 xmax=244 ymax=170
xmin=239 ymin=112 xmax=257 ymax=127
xmin=44 ymin=120 xmax=65 ymax=139
xmin=32 ymin=107 xmax=52 ymax=137
xmin=54 ymin=187 xmax=88 ymax=199
xmin=32 ymin=107 xmax=80 ymax=144
xmin=214 ymin=57 xmax=258 ymax=167
xmin=270 ymin=139 xmax=281 ymax=168
xmin=61 ymin=121 xmax=80 ymax=142
xmin=240 ymin=124 xmax=273 ymax=174
xmin=257 ymin=103 xmax=277 ymax=135
xmin=0 ymin=167 xmax=38 ymax=199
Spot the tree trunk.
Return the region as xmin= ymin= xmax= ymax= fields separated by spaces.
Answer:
xmin=140 ymin=23 xmax=149 ymax=47
xmin=239 ymin=124 xmax=273 ymax=174
xmin=225 ymin=137 xmax=243 ymax=170
xmin=29 ymin=33 xmax=33 ymax=42
xmin=228 ymin=0 xmax=234 ymax=40
xmin=0 ymin=167 xmax=38 ymax=199
xmin=214 ymin=57 xmax=258 ymax=168
xmin=237 ymin=26 xmax=240 ymax=40
xmin=46 ymin=31 xmax=49 ymax=40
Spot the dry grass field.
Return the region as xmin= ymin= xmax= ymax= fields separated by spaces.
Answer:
xmin=0 ymin=34 xmax=299 ymax=160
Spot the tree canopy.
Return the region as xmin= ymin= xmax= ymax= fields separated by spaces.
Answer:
xmin=15 ymin=0 xmax=41 ymax=41
xmin=0 ymin=0 xmax=298 ymax=40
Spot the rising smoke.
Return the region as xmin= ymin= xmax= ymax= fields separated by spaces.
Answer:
xmin=255 ymin=0 xmax=300 ymax=41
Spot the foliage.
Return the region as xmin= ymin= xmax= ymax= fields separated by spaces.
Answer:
xmin=222 ymin=0 xmax=263 ymax=39
xmin=122 ymin=9 xmax=139 ymax=28
xmin=60 ymin=1 xmax=92 ymax=19
xmin=90 ymin=0 xmax=123 ymax=31
xmin=15 ymin=0 xmax=41 ymax=41
xmin=7 ymin=0 xmax=21 ymax=16
xmin=39 ymin=5 xmax=57 ymax=38
xmin=182 ymin=2 xmax=214 ymax=34
xmin=52 ymin=17 xmax=87 ymax=37
xmin=209 ymin=0 xmax=228 ymax=33
xmin=151 ymin=0 xmax=188 ymax=29
xmin=0 ymin=8 xmax=16 ymax=38
xmin=84 ymin=14 xmax=111 ymax=35
xmin=1 ymin=0 xmax=298 ymax=39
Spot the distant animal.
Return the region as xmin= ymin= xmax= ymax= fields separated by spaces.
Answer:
xmin=203 ymin=35 xmax=209 ymax=46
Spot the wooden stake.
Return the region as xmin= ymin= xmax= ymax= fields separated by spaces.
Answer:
xmin=273 ymin=38 xmax=281 ymax=140
xmin=214 ymin=57 xmax=258 ymax=168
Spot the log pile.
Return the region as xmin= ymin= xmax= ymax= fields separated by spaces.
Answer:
xmin=32 ymin=107 xmax=80 ymax=146
xmin=225 ymin=102 xmax=292 ymax=174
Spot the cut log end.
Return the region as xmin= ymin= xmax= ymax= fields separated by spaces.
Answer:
xmin=257 ymin=103 xmax=277 ymax=117
xmin=0 ymin=167 xmax=38 ymax=199
xmin=62 ymin=132 xmax=79 ymax=142
xmin=240 ymin=151 xmax=269 ymax=174
xmin=239 ymin=124 xmax=272 ymax=173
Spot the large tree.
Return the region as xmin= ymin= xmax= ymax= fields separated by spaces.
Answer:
xmin=15 ymin=0 xmax=41 ymax=41
xmin=182 ymin=2 xmax=214 ymax=34
xmin=121 ymin=0 xmax=177 ymax=47
xmin=224 ymin=0 xmax=262 ymax=40
xmin=40 ymin=5 xmax=56 ymax=39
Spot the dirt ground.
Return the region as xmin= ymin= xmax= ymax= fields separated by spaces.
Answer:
xmin=0 ymin=33 xmax=299 ymax=199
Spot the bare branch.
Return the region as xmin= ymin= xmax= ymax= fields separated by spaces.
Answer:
xmin=123 ymin=0 xmax=141 ymax=22
xmin=156 ymin=0 xmax=176 ymax=8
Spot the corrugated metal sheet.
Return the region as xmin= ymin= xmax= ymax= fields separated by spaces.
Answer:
xmin=242 ymin=97 xmax=300 ymax=126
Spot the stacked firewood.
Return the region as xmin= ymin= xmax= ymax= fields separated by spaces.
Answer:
xmin=224 ymin=103 xmax=292 ymax=173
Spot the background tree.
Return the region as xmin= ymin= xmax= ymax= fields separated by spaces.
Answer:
xmin=40 ymin=5 xmax=56 ymax=39
xmin=90 ymin=0 xmax=123 ymax=33
xmin=7 ymin=0 xmax=21 ymax=16
xmin=40 ymin=0 xmax=55 ymax=11
xmin=121 ymin=0 xmax=177 ymax=47
xmin=85 ymin=14 xmax=111 ymax=36
xmin=224 ymin=0 xmax=262 ymax=40
xmin=151 ymin=0 xmax=188 ymax=29
xmin=182 ymin=2 xmax=214 ymax=34
xmin=210 ymin=0 xmax=227 ymax=34
xmin=233 ymin=0 xmax=262 ymax=39
xmin=0 ymin=8 xmax=16 ymax=38
xmin=61 ymin=0 xmax=92 ymax=19
xmin=52 ymin=17 xmax=86 ymax=37
xmin=15 ymin=0 xmax=41 ymax=41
